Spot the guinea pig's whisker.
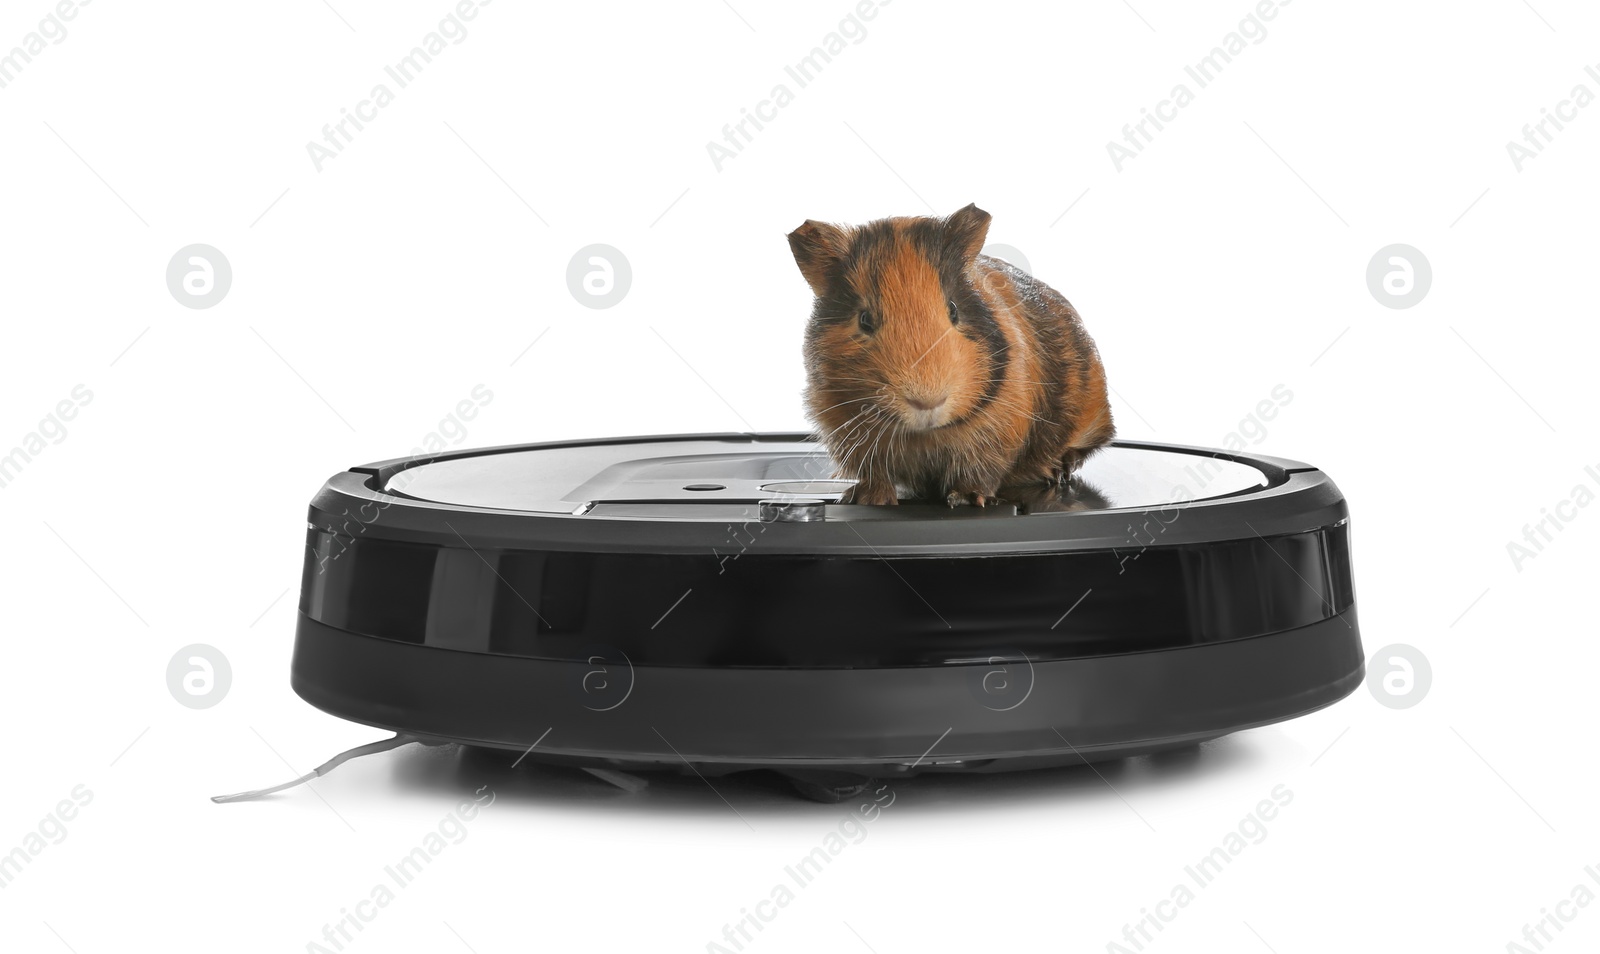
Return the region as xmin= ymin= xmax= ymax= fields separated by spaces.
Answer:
xmin=833 ymin=412 xmax=879 ymax=470
xmin=858 ymin=408 xmax=894 ymax=467
xmin=834 ymin=402 xmax=882 ymax=442
xmin=865 ymin=408 xmax=905 ymax=489
xmin=819 ymin=424 xmax=869 ymax=476
xmin=812 ymin=394 xmax=881 ymax=416
xmin=849 ymin=411 xmax=885 ymax=456
xmin=808 ymin=403 xmax=880 ymax=477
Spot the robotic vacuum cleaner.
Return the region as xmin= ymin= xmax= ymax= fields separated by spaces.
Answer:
xmin=289 ymin=433 xmax=1362 ymax=798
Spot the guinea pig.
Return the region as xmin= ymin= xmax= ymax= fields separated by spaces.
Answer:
xmin=786 ymin=203 xmax=1113 ymax=507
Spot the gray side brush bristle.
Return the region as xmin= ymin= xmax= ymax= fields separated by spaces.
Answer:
xmin=210 ymin=733 xmax=417 ymax=803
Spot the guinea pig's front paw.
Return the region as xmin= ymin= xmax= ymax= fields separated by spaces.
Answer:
xmin=843 ymin=480 xmax=899 ymax=506
xmin=946 ymin=489 xmax=997 ymax=508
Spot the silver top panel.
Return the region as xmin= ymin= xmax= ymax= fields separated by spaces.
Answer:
xmin=381 ymin=438 xmax=1269 ymax=519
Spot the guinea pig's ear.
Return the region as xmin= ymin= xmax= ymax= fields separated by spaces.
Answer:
xmin=787 ymin=220 xmax=852 ymax=297
xmin=942 ymin=203 xmax=992 ymax=262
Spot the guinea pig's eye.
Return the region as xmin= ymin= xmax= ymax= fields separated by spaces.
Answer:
xmin=947 ymin=298 xmax=960 ymax=325
xmin=857 ymin=310 xmax=877 ymax=334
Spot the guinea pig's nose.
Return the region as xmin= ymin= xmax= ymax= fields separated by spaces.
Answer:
xmin=905 ymin=393 xmax=947 ymax=411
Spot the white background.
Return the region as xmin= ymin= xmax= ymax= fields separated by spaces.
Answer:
xmin=2 ymin=1 xmax=1597 ymax=951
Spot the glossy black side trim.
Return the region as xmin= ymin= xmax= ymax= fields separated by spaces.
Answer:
xmin=300 ymin=522 xmax=1354 ymax=667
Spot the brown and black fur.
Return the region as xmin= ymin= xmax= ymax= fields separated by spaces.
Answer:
xmin=787 ymin=203 xmax=1113 ymax=506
